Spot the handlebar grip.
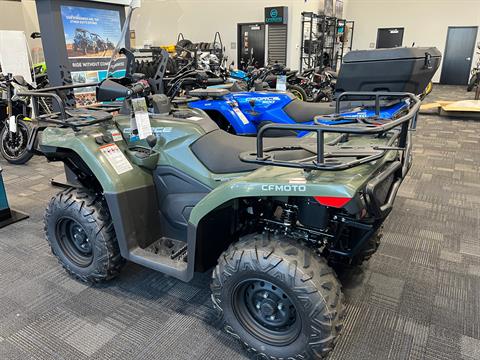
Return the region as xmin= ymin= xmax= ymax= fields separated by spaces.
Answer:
xmin=130 ymin=80 xmax=149 ymax=94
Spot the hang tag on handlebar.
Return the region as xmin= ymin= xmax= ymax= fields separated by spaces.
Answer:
xmin=276 ymin=75 xmax=287 ymax=91
xmin=131 ymin=97 xmax=152 ymax=140
xmin=8 ymin=116 xmax=16 ymax=133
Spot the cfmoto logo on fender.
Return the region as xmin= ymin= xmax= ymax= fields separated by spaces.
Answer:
xmin=261 ymin=184 xmax=307 ymax=192
xmin=270 ymin=9 xmax=278 ymax=18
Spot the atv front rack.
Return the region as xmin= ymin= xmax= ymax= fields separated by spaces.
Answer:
xmin=17 ymin=82 xmax=117 ymax=130
xmin=239 ymin=92 xmax=420 ymax=171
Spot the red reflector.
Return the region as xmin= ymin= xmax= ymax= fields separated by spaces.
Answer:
xmin=313 ymin=196 xmax=352 ymax=208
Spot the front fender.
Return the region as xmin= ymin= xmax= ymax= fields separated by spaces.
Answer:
xmin=40 ymin=126 xmax=154 ymax=193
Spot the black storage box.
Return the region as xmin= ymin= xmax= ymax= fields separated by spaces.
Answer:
xmin=336 ymin=47 xmax=442 ymax=95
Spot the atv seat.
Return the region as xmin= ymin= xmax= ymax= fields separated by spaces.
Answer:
xmin=191 ymin=129 xmax=316 ymax=174
xmin=188 ymin=88 xmax=230 ymax=98
xmin=283 ymin=99 xmax=335 ymax=123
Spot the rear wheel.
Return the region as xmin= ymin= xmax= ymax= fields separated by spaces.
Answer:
xmin=0 ymin=119 xmax=34 ymax=164
xmin=287 ymin=84 xmax=308 ymax=102
xmin=350 ymin=231 xmax=382 ymax=266
xmin=211 ymin=233 xmax=345 ymax=359
xmin=44 ymin=188 xmax=125 ymax=283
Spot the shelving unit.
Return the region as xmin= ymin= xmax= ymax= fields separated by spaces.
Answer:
xmin=300 ymin=12 xmax=354 ymax=72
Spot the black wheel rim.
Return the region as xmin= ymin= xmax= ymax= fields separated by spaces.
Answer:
xmin=1 ymin=122 xmax=29 ymax=160
xmin=232 ymin=278 xmax=301 ymax=346
xmin=56 ymin=217 xmax=93 ymax=267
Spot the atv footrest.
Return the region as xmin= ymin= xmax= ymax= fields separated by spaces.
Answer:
xmin=128 ymin=238 xmax=189 ymax=281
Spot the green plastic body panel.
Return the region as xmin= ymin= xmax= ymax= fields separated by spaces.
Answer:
xmin=41 ymin=123 xmax=154 ymax=193
xmin=40 ymin=113 xmax=397 ymax=226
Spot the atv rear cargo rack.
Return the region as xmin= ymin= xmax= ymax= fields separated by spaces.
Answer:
xmin=239 ymin=92 xmax=420 ymax=171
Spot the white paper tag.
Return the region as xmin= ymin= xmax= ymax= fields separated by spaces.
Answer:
xmin=233 ymin=107 xmax=249 ymax=125
xmin=8 ymin=116 xmax=16 ymax=133
xmin=187 ymin=116 xmax=203 ymax=121
xmin=276 ymin=75 xmax=287 ymax=91
xmin=109 ymin=129 xmax=123 ymax=142
xmin=132 ymin=98 xmax=152 ymax=140
xmin=99 ymin=144 xmax=133 ymax=175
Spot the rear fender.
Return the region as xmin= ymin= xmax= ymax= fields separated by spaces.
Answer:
xmin=188 ymin=167 xmax=358 ymax=227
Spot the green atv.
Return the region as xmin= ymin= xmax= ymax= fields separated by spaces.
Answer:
xmin=24 ymin=75 xmax=419 ymax=359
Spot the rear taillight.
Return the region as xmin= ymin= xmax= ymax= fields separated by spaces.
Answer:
xmin=313 ymin=196 xmax=352 ymax=208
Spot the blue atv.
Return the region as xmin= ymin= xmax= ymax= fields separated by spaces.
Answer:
xmin=187 ymin=87 xmax=410 ymax=137
xmin=186 ymin=47 xmax=441 ymax=137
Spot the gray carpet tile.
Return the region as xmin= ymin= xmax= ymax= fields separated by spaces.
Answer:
xmin=0 ymin=84 xmax=479 ymax=359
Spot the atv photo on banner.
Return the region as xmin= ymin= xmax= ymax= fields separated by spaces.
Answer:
xmin=59 ymin=5 xmax=126 ymax=106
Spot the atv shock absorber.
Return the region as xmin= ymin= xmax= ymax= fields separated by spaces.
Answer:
xmin=281 ymin=203 xmax=298 ymax=228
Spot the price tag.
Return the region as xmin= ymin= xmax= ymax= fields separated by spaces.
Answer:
xmin=233 ymin=107 xmax=249 ymax=125
xmin=276 ymin=75 xmax=287 ymax=91
xmin=8 ymin=116 xmax=16 ymax=133
xmin=99 ymin=144 xmax=133 ymax=175
xmin=131 ymin=97 xmax=152 ymax=140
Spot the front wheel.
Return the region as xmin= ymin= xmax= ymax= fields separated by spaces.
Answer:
xmin=44 ymin=188 xmax=125 ymax=283
xmin=211 ymin=233 xmax=345 ymax=359
xmin=0 ymin=119 xmax=34 ymax=164
xmin=287 ymin=84 xmax=308 ymax=102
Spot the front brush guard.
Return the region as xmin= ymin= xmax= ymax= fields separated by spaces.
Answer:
xmin=239 ymin=92 xmax=420 ymax=171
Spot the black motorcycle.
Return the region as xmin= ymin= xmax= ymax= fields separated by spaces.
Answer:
xmin=0 ymin=74 xmax=35 ymax=164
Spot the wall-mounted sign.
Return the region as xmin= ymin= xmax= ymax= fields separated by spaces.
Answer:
xmin=265 ymin=7 xmax=288 ymax=25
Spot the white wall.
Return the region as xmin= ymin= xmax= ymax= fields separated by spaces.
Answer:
xmin=0 ymin=1 xmax=26 ymax=32
xmin=130 ymin=0 xmax=323 ymax=69
xmin=343 ymin=0 xmax=480 ymax=82
xmin=0 ymin=0 xmax=43 ymax=62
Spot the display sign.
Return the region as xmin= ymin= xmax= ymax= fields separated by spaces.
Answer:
xmin=60 ymin=5 xmax=123 ymax=105
xmin=264 ymin=7 xmax=288 ymax=25
xmin=36 ymin=0 xmax=127 ymax=107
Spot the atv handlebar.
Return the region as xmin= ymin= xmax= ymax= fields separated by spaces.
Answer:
xmin=239 ymin=92 xmax=421 ymax=171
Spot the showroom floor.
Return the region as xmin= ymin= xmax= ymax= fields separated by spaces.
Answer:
xmin=0 ymin=85 xmax=479 ymax=360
